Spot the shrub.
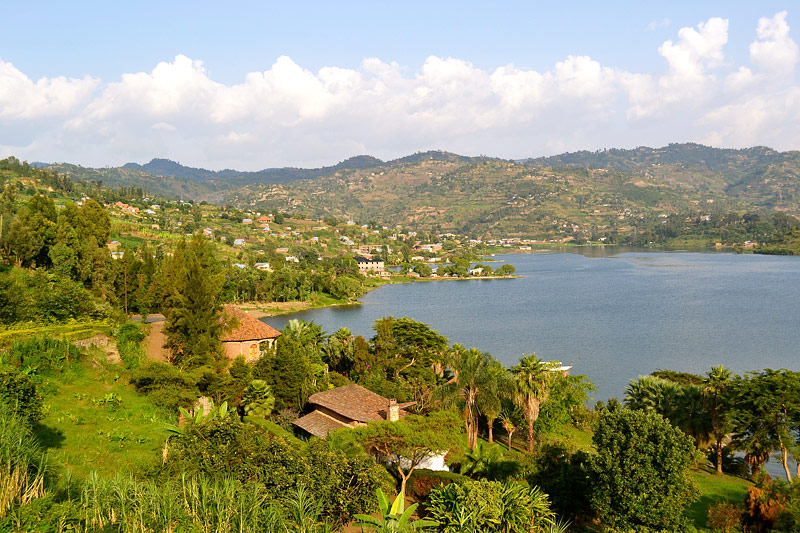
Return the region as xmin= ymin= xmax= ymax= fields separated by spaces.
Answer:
xmin=588 ymin=409 xmax=699 ymax=531
xmin=707 ymin=501 xmax=743 ymax=532
xmin=406 ymin=469 xmax=468 ymax=503
xmin=165 ymin=418 xmax=387 ymax=527
xmin=129 ymin=361 xmax=199 ymax=411
xmin=115 ymin=323 xmax=146 ymax=369
xmin=6 ymin=336 xmax=82 ymax=374
xmin=0 ymin=371 xmax=43 ymax=424
xmin=526 ymin=443 xmax=591 ymax=522
xmin=426 ymin=479 xmax=555 ymax=532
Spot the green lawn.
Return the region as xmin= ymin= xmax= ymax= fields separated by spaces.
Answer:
xmin=35 ymin=348 xmax=175 ymax=480
xmin=685 ymin=466 xmax=753 ymax=531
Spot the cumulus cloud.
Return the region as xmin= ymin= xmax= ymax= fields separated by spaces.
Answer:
xmin=749 ymin=11 xmax=799 ymax=75
xmin=0 ymin=59 xmax=99 ymax=121
xmin=1 ymin=12 xmax=799 ymax=168
xmin=623 ymin=17 xmax=729 ymax=119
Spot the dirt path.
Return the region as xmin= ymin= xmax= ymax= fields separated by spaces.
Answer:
xmin=144 ymin=320 xmax=169 ymax=362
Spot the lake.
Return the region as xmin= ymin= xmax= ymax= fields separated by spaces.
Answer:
xmin=262 ymin=250 xmax=800 ymax=402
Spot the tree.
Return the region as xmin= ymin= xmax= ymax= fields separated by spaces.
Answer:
xmin=497 ymin=264 xmax=516 ymax=276
xmin=729 ymin=369 xmax=800 ymax=481
xmin=438 ymin=348 xmax=497 ymax=449
xmin=242 ymin=379 xmax=275 ymax=418
xmin=371 ymin=316 xmax=448 ymax=379
xmin=477 ymin=359 xmax=512 ymax=444
xmin=163 ymin=235 xmax=225 ymax=368
xmin=510 ymin=355 xmax=554 ymax=453
xmin=589 ymin=409 xmax=699 ymax=531
xmin=703 ymin=366 xmax=734 ymax=475
xmin=624 ymin=374 xmax=680 ymax=417
xmin=412 ymin=262 xmax=432 ymax=277
xmin=355 ymin=410 xmax=461 ymax=494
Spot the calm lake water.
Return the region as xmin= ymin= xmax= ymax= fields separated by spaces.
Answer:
xmin=263 ymin=250 xmax=800 ymax=402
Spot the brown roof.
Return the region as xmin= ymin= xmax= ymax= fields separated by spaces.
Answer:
xmin=293 ymin=410 xmax=350 ymax=438
xmin=307 ymin=384 xmax=401 ymax=424
xmin=219 ymin=306 xmax=282 ymax=342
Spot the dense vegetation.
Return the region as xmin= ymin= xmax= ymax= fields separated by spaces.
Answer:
xmin=37 ymin=144 xmax=800 ymax=248
xmin=1 ymin=151 xmax=800 ymax=531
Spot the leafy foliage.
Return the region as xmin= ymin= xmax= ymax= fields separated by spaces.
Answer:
xmin=426 ymin=479 xmax=555 ymax=532
xmin=588 ymin=409 xmax=700 ymax=531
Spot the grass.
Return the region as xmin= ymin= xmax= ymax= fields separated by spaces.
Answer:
xmin=685 ymin=466 xmax=753 ymax=531
xmin=541 ymin=424 xmax=594 ymax=452
xmin=0 ymin=320 xmax=113 ymax=344
xmin=34 ymin=348 xmax=174 ymax=480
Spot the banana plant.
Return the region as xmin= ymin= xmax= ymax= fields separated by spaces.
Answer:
xmin=353 ymin=489 xmax=435 ymax=532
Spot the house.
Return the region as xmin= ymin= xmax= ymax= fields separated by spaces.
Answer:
xmin=257 ymin=215 xmax=273 ymax=224
xmin=220 ymin=305 xmax=281 ymax=362
xmin=354 ymin=256 xmax=385 ymax=274
xmin=233 ymin=238 xmax=246 ymax=246
xmin=293 ymin=384 xmax=414 ymax=439
xmin=254 ymin=262 xmax=271 ymax=271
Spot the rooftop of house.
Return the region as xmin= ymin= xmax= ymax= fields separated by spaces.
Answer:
xmin=353 ymin=256 xmax=383 ymax=263
xmin=292 ymin=409 xmax=350 ymax=437
xmin=306 ymin=384 xmax=413 ymax=424
xmin=219 ymin=305 xmax=281 ymax=342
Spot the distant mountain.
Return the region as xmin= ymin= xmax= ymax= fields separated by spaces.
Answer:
xmin=123 ymin=155 xmax=386 ymax=187
xmin=388 ymin=150 xmax=487 ymax=165
xmin=44 ymin=144 xmax=800 ymax=236
xmin=222 ymin=143 xmax=800 ymax=239
xmin=46 ymin=162 xmax=222 ymax=202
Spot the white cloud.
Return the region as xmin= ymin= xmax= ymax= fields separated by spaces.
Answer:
xmin=623 ymin=17 xmax=729 ymax=119
xmin=749 ymin=11 xmax=799 ymax=75
xmin=0 ymin=59 xmax=99 ymax=120
xmin=648 ymin=18 xmax=671 ymax=31
xmin=2 ymin=12 xmax=800 ymax=169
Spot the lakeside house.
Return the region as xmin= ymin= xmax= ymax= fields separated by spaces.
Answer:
xmin=293 ymin=384 xmax=414 ymax=439
xmin=354 ymin=256 xmax=385 ymax=274
xmin=220 ymin=306 xmax=281 ymax=362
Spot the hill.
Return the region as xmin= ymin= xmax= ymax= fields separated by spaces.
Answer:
xmin=123 ymin=154 xmax=386 ymax=187
xmin=38 ymin=143 xmax=800 ymax=241
xmin=522 ymin=143 xmax=800 ymax=211
xmin=46 ymin=162 xmax=223 ymax=202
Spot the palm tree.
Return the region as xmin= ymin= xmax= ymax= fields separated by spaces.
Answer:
xmin=499 ymin=410 xmax=517 ymax=451
xmin=510 ymin=354 xmax=554 ymax=453
xmin=703 ymin=366 xmax=733 ymax=474
xmin=672 ymin=385 xmax=713 ymax=449
xmin=624 ymin=375 xmax=680 ymax=418
xmin=476 ymin=359 xmax=512 ymax=444
xmin=437 ymin=348 xmax=497 ymax=449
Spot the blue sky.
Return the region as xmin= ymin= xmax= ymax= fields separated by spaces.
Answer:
xmin=1 ymin=2 xmax=798 ymax=169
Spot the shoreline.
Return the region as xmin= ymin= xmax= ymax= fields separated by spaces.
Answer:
xmin=232 ymin=272 xmax=520 ymax=318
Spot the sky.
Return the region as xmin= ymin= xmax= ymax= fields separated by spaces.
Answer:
xmin=1 ymin=1 xmax=799 ymax=170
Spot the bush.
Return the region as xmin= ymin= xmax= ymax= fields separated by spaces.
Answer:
xmin=115 ymin=323 xmax=146 ymax=369
xmin=129 ymin=361 xmax=199 ymax=411
xmin=165 ymin=417 xmax=388 ymax=527
xmin=6 ymin=336 xmax=82 ymax=374
xmin=589 ymin=409 xmax=699 ymax=531
xmin=707 ymin=501 xmax=743 ymax=532
xmin=526 ymin=443 xmax=591 ymax=522
xmin=407 ymin=469 xmax=468 ymax=502
xmin=0 ymin=371 xmax=43 ymax=424
xmin=425 ymin=479 xmax=555 ymax=532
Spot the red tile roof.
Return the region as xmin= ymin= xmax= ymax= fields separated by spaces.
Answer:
xmin=306 ymin=384 xmax=397 ymax=423
xmin=292 ymin=410 xmax=350 ymax=438
xmin=219 ymin=305 xmax=282 ymax=342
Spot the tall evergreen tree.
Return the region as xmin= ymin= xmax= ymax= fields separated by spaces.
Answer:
xmin=163 ymin=235 xmax=224 ymax=368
